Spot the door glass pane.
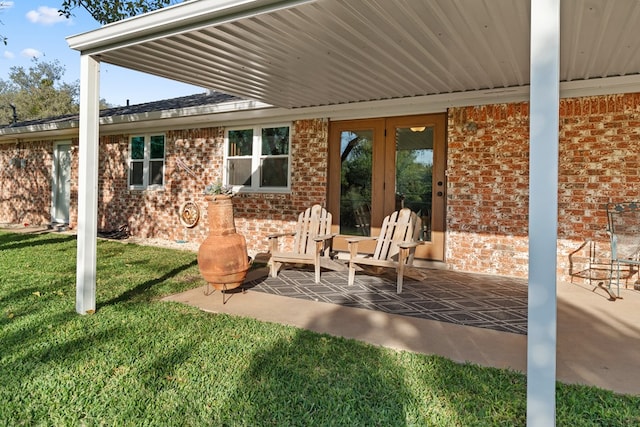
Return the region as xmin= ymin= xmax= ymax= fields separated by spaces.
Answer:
xmin=340 ymin=130 xmax=372 ymax=236
xmin=396 ymin=126 xmax=433 ymax=241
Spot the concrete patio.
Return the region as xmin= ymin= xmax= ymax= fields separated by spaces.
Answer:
xmin=164 ymin=265 xmax=640 ymax=396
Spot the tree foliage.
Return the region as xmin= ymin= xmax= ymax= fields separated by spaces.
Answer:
xmin=59 ymin=0 xmax=184 ymax=24
xmin=0 ymin=59 xmax=79 ymax=125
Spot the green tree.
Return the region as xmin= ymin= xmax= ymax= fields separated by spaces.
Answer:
xmin=0 ymin=59 xmax=79 ymax=125
xmin=59 ymin=0 xmax=185 ymax=24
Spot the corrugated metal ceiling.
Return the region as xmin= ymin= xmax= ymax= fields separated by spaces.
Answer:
xmin=72 ymin=0 xmax=640 ymax=108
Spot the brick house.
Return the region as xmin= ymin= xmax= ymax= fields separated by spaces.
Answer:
xmin=4 ymin=1 xmax=640 ymax=418
xmin=2 ymin=90 xmax=638 ymax=284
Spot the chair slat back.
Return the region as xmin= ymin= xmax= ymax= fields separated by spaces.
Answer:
xmin=354 ymin=203 xmax=371 ymax=236
xmin=373 ymin=208 xmax=422 ymax=261
xmin=293 ymin=204 xmax=332 ymax=255
xmin=607 ymin=202 xmax=640 ymax=260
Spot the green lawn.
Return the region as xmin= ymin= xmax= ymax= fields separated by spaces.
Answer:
xmin=1 ymin=230 xmax=638 ymax=426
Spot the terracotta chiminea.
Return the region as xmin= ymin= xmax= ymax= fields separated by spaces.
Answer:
xmin=197 ymin=194 xmax=249 ymax=292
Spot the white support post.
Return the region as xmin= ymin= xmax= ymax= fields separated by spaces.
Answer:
xmin=76 ymin=54 xmax=100 ymax=315
xmin=527 ymin=0 xmax=560 ymax=426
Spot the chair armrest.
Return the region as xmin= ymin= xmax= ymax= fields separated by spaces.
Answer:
xmin=267 ymin=231 xmax=296 ymax=240
xmin=313 ymin=233 xmax=337 ymax=242
xmin=398 ymin=241 xmax=425 ymax=249
xmin=346 ymin=236 xmax=377 ymax=244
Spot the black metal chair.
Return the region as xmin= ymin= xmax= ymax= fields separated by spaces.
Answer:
xmin=606 ymin=202 xmax=640 ymax=297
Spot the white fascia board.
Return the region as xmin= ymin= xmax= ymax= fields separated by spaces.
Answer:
xmin=101 ymin=99 xmax=273 ymax=124
xmin=4 ymin=74 xmax=640 ymax=141
xmin=560 ymin=74 xmax=640 ymax=98
xmin=0 ymin=123 xmax=79 ymax=142
xmin=66 ymin=0 xmax=316 ymax=54
xmin=288 ymin=74 xmax=640 ymax=121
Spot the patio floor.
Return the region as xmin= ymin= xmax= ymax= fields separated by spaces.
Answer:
xmin=245 ymin=268 xmax=529 ymax=334
xmin=165 ymin=264 xmax=640 ymax=396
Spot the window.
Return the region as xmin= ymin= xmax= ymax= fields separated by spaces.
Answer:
xmin=129 ymin=134 xmax=165 ymax=189
xmin=225 ymin=124 xmax=290 ymax=192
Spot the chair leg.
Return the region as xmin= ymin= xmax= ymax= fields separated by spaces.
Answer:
xmin=314 ymin=244 xmax=321 ymax=283
xmin=610 ymin=260 xmax=622 ymax=299
xmin=616 ymin=261 xmax=621 ymax=298
xmin=314 ymin=264 xmax=321 ymax=283
xmin=348 ymin=262 xmax=356 ymax=285
xmin=270 ymin=260 xmax=281 ymax=278
xmin=348 ymin=242 xmax=358 ymax=285
xmin=397 ymin=248 xmax=408 ymax=294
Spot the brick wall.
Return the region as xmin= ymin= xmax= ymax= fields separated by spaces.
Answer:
xmin=446 ymin=93 xmax=640 ymax=282
xmin=232 ymin=118 xmax=329 ymax=254
xmin=97 ymin=128 xmax=221 ymax=242
xmin=94 ymin=119 xmax=329 ymax=256
xmin=3 ymin=95 xmax=639 ymax=284
xmin=447 ymin=104 xmax=530 ymax=277
xmin=0 ymin=141 xmax=54 ymax=226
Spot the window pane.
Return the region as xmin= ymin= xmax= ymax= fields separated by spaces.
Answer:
xmin=131 ymin=136 xmax=145 ymax=160
xmin=149 ymin=160 xmax=164 ymax=186
xmin=227 ymin=158 xmax=252 ymax=186
xmin=130 ymin=161 xmax=143 ymax=186
xmin=228 ymin=129 xmax=253 ymax=156
xmin=340 ymin=130 xmax=373 ymax=236
xmin=150 ymin=135 xmax=165 ymax=159
xmin=262 ymin=126 xmax=289 ymax=155
xmin=260 ymin=157 xmax=288 ymax=187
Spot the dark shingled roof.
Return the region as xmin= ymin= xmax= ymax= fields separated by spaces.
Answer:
xmin=2 ymin=91 xmax=241 ymax=129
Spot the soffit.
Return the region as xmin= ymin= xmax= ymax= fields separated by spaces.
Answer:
xmin=67 ymin=0 xmax=640 ymax=109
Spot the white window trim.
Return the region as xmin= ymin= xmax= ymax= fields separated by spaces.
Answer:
xmin=128 ymin=133 xmax=166 ymax=190
xmin=224 ymin=124 xmax=292 ymax=193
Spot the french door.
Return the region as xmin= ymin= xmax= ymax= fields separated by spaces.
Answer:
xmin=328 ymin=114 xmax=446 ymax=261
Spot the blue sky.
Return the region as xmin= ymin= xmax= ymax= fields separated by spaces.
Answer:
xmin=0 ymin=1 xmax=204 ymax=106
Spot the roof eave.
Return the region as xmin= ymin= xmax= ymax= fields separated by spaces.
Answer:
xmin=66 ymin=0 xmax=316 ymax=54
xmin=3 ymin=74 xmax=640 ymax=142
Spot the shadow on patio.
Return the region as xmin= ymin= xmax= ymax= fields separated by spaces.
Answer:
xmin=164 ymin=265 xmax=640 ymax=396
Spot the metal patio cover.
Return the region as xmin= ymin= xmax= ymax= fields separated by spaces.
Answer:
xmin=66 ymin=2 xmax=640 ymax=425
xmin=67 ymin=0 xmax=640 ymax=109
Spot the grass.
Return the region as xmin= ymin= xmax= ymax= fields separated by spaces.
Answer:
xmin=0 ymin=230 xmax=639 ymax=426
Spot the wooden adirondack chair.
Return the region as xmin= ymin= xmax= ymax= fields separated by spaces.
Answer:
xmin=347 ymin=208 xmax=424 ymax=293
xmin=268 ymin=204 xmax=337 ymax=283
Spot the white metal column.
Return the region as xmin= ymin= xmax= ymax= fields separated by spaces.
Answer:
xmin=76 ymin=54 xmax=100 ymax=315
xmin=527 ymin=0 xmax=560 ymax=425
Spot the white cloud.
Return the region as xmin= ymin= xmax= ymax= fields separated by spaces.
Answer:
xmin=26 ymin=6 xmax=67 ymax=25
xmin=3 ymin=50 xmax=15 ymax=59
xmin=0 ymin=2 xmax=14 ymax=11
xmin=21 ymin=48 xmax=42 ymax=58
